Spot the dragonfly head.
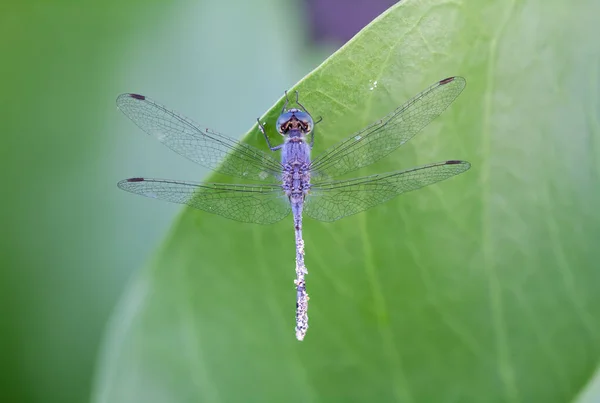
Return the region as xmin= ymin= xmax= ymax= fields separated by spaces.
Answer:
xmin=276 ymin=109 xmax=314 ymax=137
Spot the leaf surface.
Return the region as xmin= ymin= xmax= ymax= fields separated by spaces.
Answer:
xmin=94 ymin=1 xmax=600 ymax=402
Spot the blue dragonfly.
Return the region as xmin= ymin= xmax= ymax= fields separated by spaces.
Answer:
xmin=117 ymin=76 xmax=470 ymax=340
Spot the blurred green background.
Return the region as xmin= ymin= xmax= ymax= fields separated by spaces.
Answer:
xmin=2 ymin=0 xmax=600 ymax=402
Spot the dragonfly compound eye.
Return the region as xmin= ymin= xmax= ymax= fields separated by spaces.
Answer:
xmin=276 ymin=110 xmax=314 ymax=135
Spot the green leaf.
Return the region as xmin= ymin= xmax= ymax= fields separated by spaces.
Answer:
xmin=93 ymin=0 xmax=600 ymax=402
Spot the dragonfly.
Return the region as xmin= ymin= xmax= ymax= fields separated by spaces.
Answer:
xmin=117 ymin=76 xmax=470 ymax=341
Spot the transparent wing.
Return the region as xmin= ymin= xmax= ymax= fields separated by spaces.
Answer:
xmin=310 ymin=77 xmax=466 ymax=180
xmin=118 ymin=178 xmax=290 ymax=224
xmin=304 ymin=160 xmax=470 ymax=222
xmin=116 ymin=94 xmax=282 ymax=182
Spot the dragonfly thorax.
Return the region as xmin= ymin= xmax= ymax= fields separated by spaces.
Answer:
xmin=276 ymin=108 xmax=313 ymax=137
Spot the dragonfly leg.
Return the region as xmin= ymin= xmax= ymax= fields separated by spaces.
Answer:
xmin=282 ymin=91 xmax=290 ymax=114
xmin=311 ymin=115 xmax=322 ymax=148
xmin=257 ymin=118 xmax=282 ymax=151
xmin=295 ymin=91 xmax=320 ymax=128
xmin=295 ymin=90 xmax=310 ymax=114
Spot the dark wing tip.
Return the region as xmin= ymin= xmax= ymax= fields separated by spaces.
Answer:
xmin=445 ymin=160 xmax=471 ymax=171
xmin=117 ymin=177 xmax=145 ymax=189
xmin=116 ymin=93 xmax=146 ymax=104
xmin=439 ymin=77 xmax=455 ymax=85
xmin=439 ymin=76 xmax=467 ymax=86
xmin=116 ymin=93 xmax=146 ymax=108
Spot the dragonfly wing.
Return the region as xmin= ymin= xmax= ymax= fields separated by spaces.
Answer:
xmin=304 ymin=160 xmax=470 ymax=222
xmin=310 ymin=77 xmax=466 ymax=180
xmin=118 ymin=178 xmax=290 ymax=224
xmin=117 ymin=94 xmax=282 ymax=182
